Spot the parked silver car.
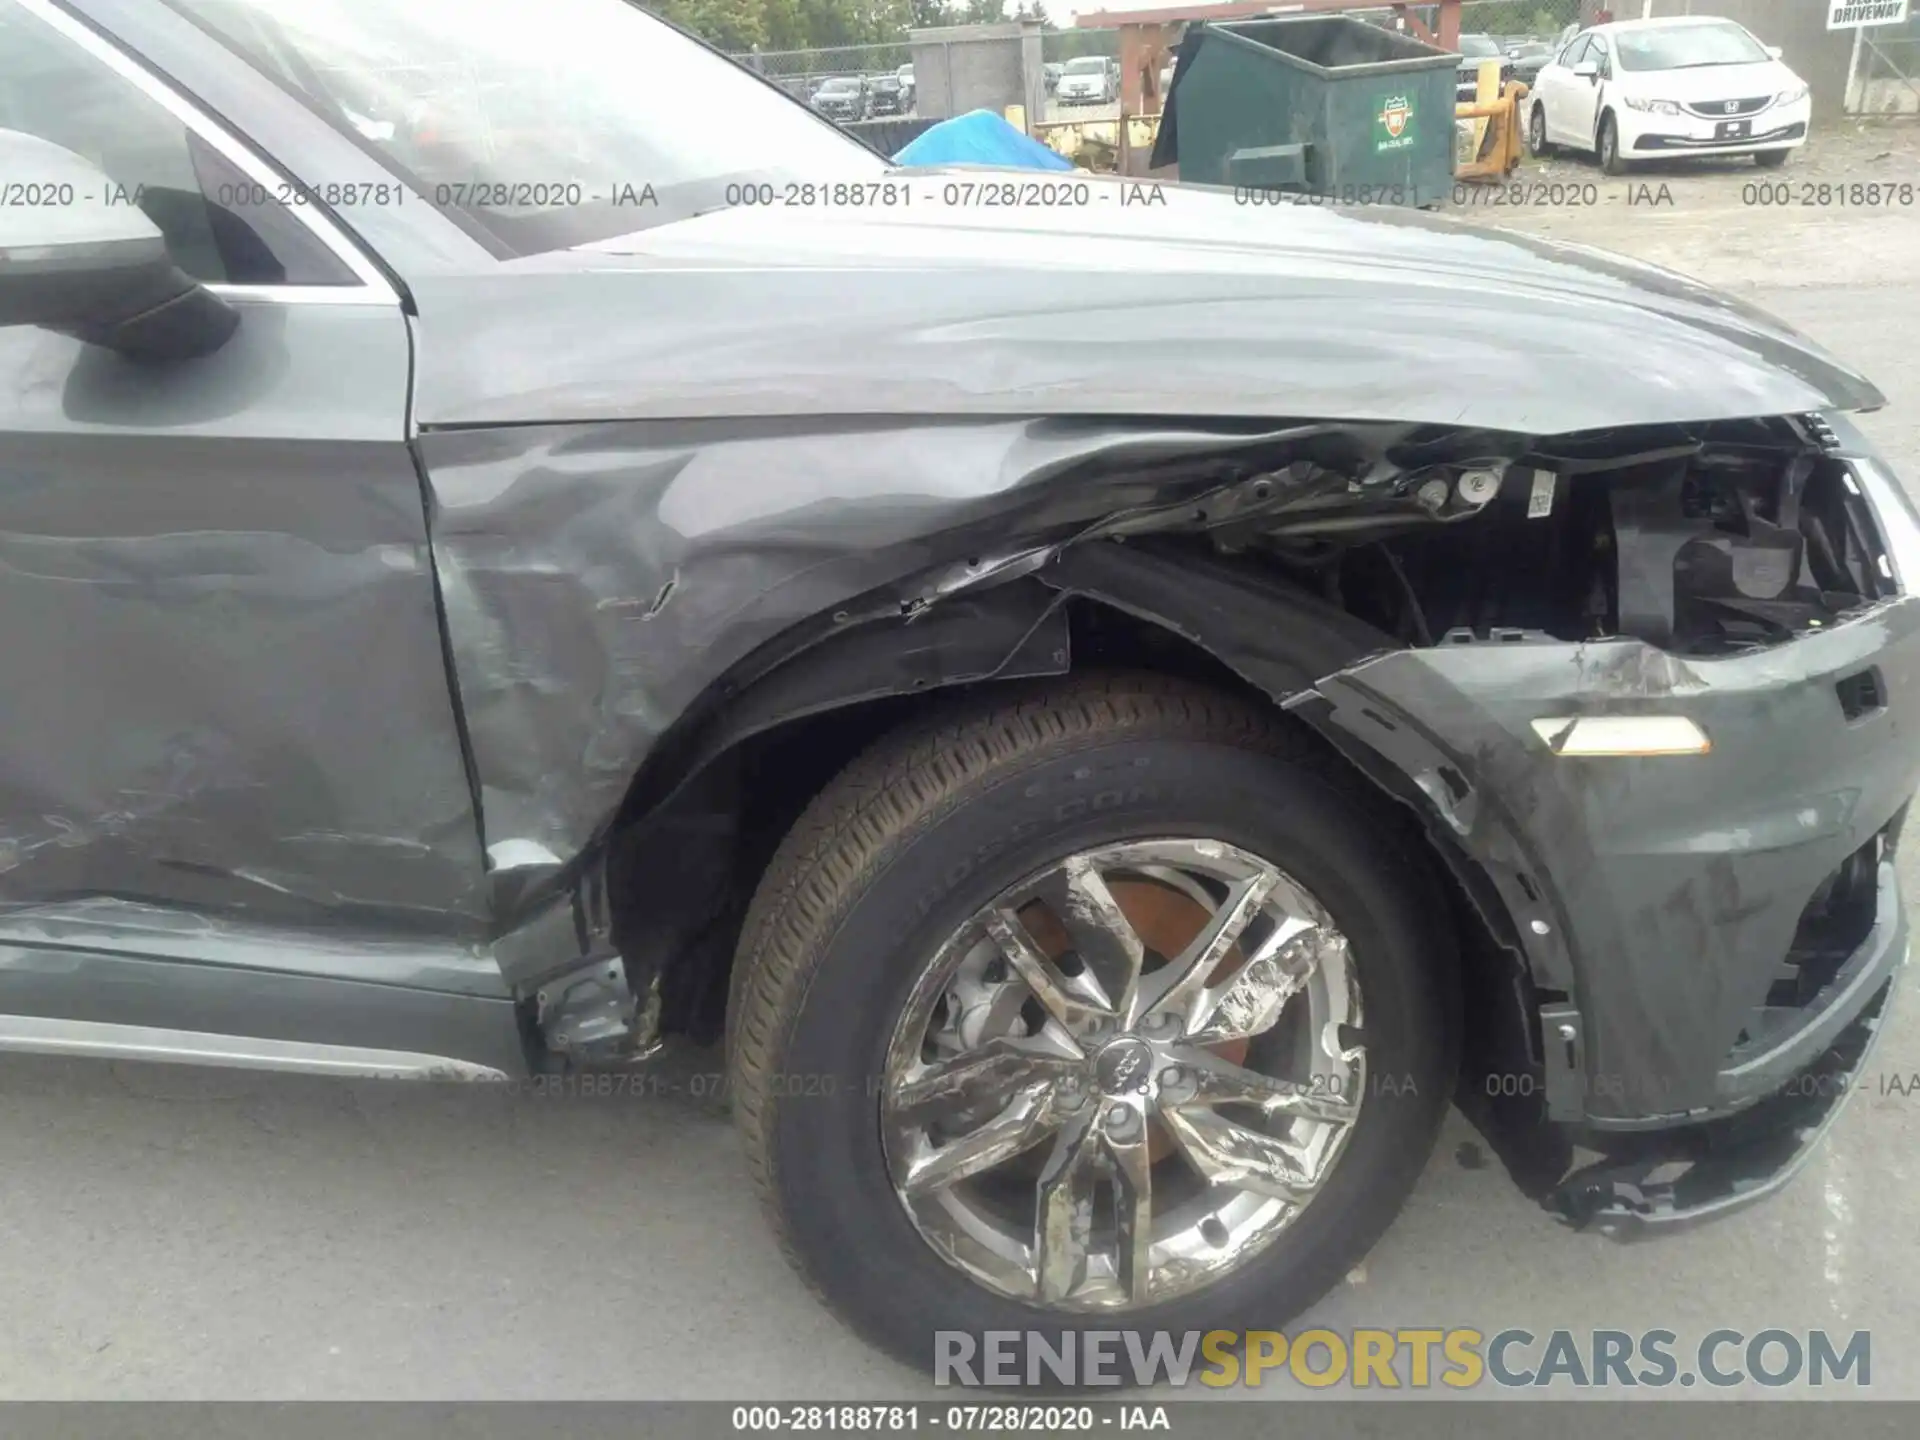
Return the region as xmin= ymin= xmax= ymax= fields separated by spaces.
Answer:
xmin=1056 ymin=53 xmax=1116 ymax=105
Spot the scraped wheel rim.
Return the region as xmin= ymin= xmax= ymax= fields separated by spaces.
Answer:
xmin=880 ymin=838 xmax=1366 ymax=1311
xmin=1529 ymin=105 xmax=1546 ymax=152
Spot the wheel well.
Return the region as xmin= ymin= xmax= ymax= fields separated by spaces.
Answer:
xmin=604 ymin=595 xmax=1531 ymax=1101
xmin=605 ymin=597 xmax=1268 ymax=1043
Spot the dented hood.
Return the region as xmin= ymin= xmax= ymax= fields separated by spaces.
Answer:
xmin=409 ymin=172 xmax=1882 ymax=433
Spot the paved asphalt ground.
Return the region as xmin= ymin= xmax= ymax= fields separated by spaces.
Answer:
xmin=4 ymin=124 xmax=1920 ymax=1402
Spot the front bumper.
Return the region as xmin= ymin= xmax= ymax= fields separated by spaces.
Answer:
xmin=1552 ymin=954 xmax=1902 ymax=1238
xmin=1290 ymin=442 xmax=1920 ymax=1236
xmin=1310 ymin=592 xmax=1920 ymax=1101
xmin=1311 ymin=593 xmax=1920 ymax=1115
xmin=1304 ymin=600 xmax=1917 ymax=1238
xmin=1621 ymin=98 xmax=1810 ymax=155
xmin=1290 ymin=432 xmax=1920 ymax=1244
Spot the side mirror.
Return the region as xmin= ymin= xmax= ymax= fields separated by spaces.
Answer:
xmin=1572 ymin=61 xmax=1599 ymax=81
xmin=0 ymin=129 xmax=237 ymax=362
xmin=1766 ymin=45 xmax=1784 ymax=60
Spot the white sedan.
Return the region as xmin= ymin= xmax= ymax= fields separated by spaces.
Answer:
xmin=1056 ymin=55 xmax=1116 ymax=106
xmin=1525 ymin=15 xmax=1810 ymax=173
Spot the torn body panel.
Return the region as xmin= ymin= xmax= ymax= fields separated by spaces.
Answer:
xmin=1025 ymin=532 xmax=1918 ymax=1131
xmin=1553 ymin=968 xmax=1899 ymax=1236
xmin=416 ymin=414 xmax=1406 ymax=902
xmin=403 ymin=180 xmax=1897 ymax=1038
xmin=447 ymin=410 xmax=1917 ymax=1133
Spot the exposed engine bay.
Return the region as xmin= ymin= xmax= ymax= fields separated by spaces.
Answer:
xmin=1080 ymin=413 xmax=1891 ymax=657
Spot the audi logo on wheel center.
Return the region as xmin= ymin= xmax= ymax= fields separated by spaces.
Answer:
xmin=1094 ymin=1038 xmax=1154 ymax=1095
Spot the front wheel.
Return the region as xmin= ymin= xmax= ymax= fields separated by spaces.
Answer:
xmin=1597 ymin=111 xmax=1627 ymax=175
xmin=728 ymin=675 xmax=1458 ymax=1377
xmin=1527 ymin=100 xmax=1555 ymax=157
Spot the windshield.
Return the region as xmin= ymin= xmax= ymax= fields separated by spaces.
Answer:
xmin=162 ymin=0 xmax=882 ymax=257
xmin=1459 ymin=35 xmax=1500 ymax=56
xmin=819 ymin=78 xmax=859 ymax=92
xmin=1064 ymin=58 xmax=1107 ymax=74
xmin=1616 ymin=21 xmax=1770 ymax=71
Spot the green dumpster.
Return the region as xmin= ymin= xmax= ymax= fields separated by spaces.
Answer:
xmin=1152 ymin=16 xmax=1457 ymax=207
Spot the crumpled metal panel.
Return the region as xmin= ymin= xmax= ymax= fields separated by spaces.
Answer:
xmin=418 ymin=416 xmax=1343 ymax=875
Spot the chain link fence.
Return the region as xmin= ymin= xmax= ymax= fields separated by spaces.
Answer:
xmin=729 ymin=42 xmax=913 ymax=108
xmin=1456 ymin=0 xmax=1581 ymax=43
xmin=1854 ymin=12 xmax=1920 ymax=114
xmin=1041 ymin=28 xmax=1119 ymax=65
xmin=738 ymin=31 xmax=1039 ymax=125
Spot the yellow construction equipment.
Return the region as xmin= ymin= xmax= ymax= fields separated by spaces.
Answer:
xmin=1455 ymin=70 xmax=1528 ymax=183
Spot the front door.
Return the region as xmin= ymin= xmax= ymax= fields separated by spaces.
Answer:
xmin=1566 ymin=35 xmax=1609 ymax=150
xmin=0 ymin=0 xmax=488 ymax=1000
xmin=1540 ymin=34 xmax=1590 ymax=147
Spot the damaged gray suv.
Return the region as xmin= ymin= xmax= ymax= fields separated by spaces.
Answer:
xmin=3 ymin=0 xmax=1916 ymax=1378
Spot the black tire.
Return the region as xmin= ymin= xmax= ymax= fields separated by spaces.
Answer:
xmin=728 ymin=673 xmax=1459 ymax=1379
xmin=1597 ymin=111 xmax=1627 ymax=175
xmin=1527 ymin=100 xmax=1555 ymax=158
xmin=1753 ymin=148 xmax=1789 ymax=169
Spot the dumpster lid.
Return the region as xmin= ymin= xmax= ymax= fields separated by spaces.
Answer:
xmin=1149 ymin=23 xmax=1203 ymax=171
xmin=1211 ymin=14 xmax=1454 ymax=78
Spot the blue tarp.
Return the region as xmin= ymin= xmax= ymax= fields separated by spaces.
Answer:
xmin=892 ymin=109 xmax=1077 ymax=171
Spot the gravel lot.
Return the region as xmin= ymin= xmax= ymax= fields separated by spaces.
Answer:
xmin=3 ymin=121 xmax=1919 ymax=1403
xmin=1450 ymin=117 xmax=1920 ymax=302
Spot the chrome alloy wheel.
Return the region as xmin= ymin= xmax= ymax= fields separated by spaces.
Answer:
xmin=880 ymin=838 xmax=1365 ymax=1311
